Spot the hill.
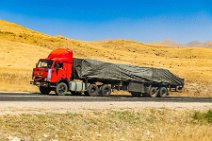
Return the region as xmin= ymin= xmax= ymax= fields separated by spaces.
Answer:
xmin=0 ymin=20 xmax=212 ymax=96
xmin=186 ymin=41 xmax=212 ymax=48
xmin=154 ymin=39 xmax=212 ymax=48
xmin=152 ymin=40 xmax=183 ymax=47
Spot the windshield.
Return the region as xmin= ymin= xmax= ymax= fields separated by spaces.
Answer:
xmin=37 ymin=60 xmax=53 ymax=68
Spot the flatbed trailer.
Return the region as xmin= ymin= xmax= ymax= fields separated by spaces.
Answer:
xmin=72 ymin=58 xmax=184 ymax=97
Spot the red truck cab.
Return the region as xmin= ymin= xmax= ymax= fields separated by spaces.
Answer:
xmin=31 ymin=48 xmax=73 ymax=94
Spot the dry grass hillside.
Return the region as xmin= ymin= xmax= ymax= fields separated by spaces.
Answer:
xmin=0 ymin=109 xmax=211 ymax=141
xmin=0 ymin=20 xmax=212 ymax=96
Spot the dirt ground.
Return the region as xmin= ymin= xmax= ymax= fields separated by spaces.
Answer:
xmin=0 ymin=101 xmax=211 ymax=115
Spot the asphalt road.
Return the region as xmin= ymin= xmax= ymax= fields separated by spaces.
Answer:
xmin=0 ymin=92 xmax=211 ymax=102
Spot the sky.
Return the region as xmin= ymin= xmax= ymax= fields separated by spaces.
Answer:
xmin=0 ymin=0 xmax=212 ymax=43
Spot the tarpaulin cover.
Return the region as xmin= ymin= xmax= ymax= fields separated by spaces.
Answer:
xmin=73 ymin=58 xmax=184 ymax=86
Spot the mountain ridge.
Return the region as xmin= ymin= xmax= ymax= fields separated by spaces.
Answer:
xmin=154 ymin=39 xmax=212 ymax=48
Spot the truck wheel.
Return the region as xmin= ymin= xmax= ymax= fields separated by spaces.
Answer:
xmin=176 ymin=86 xmax=183 ymax=93
xmin=85 ymin=84 xmax=99 ymax=96
xmin=159 ymin=87 xmax=168 ymax=97
xmin=100 ymin=85 xmax=111 ymax=96
xmin=39 ymin=86 xmax=51 ymax=94
xmin=55 ymin=82 xmax=68 ymax=95
xmin=131 ymin=92 xmax=141 ymax=97
xmin=149 ymin=87 xmax=159 ymax=98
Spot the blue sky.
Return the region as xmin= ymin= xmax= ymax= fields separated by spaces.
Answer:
xmin=0 ymin=0 xmax=212 ymax=43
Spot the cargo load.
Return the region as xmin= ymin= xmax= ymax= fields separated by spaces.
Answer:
xmin=73 ymin=58 xmax=184 ymax=86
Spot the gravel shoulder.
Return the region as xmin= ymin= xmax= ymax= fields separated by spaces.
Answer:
xmin=0 ymin=101 xmax=211 ymax=115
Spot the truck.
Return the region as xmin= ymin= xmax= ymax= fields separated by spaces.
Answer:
xmin=30 ymin=48 xmax=184 ymax=97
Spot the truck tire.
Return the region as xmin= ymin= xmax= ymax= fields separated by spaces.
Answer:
xmin=149 ymin=87 xmax=159 ymax=98
xmin=39 ymin=86 xmax=51 ymax=94
xmin=84 ymin=84 xmax=99 ymax=96
xmin=100 ymin=85 xmax=111 ymax=96
xmin=55 ymin=82 xmax=68 ymax=95
xmin=176 ymin=86 xmax=183 ymax=92
xmin=159 ymin=87 xmax=168 ymax=97
xmin=131 ymin=92 xmax=141 ymax=97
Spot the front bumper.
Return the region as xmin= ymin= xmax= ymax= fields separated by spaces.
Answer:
xmin=30 ymin=80 xmax=49 ymax=87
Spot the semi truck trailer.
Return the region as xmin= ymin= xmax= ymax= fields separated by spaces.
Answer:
xmin=30 ymin=48 xmax=184 ymax=97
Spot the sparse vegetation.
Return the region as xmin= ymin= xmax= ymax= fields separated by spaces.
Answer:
xmin=193 ymin=110 xmax=212 ymax=123
xmin=0 ymin=109 xmax=211 ymax=141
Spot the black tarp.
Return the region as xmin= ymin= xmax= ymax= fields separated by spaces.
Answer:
xmin=73 ymin=58 xmax=184 ymax=86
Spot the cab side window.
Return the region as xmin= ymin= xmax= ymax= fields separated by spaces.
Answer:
xmin=55 ymin=63 xmax=63 ymax=69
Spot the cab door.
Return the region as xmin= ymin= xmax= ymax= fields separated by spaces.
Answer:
xmin=51 ymin=62 xmax=66 ymax=83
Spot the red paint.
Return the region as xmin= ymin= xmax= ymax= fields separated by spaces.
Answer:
xmin=47 ymin=48 xmax=73 ymax=63
xmin=32 ymin=48 xmax=73 ymax=83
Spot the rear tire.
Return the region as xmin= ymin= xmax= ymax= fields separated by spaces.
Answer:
xmin=100 ymin=85 xmax=111 ymax=96
xmin=149 ymin=87 xmax=159 ymax=98
xmin=131 ymin=92 xmax=141 ymax=97
xmin=39 ymin=86 xmax=51 ymax=95
xmin=85 ymin=84 xmax=99 ymax=96
xmin=159 ymin=87 xmax=168 ymax=97
xmin=176 ymin=86 xmax=183 ymax=93
xmin=55 ymin=82 xmax=68 ymax=95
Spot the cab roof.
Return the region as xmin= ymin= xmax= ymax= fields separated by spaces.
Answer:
xmin=47 ymin=48 xmax=73 ymax=62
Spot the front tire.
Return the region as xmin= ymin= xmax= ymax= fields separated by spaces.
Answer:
xmin=39 ymin=86 xmax=51 ymax=95
xmin=55 ymin=82 xmax=68 ymax=95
